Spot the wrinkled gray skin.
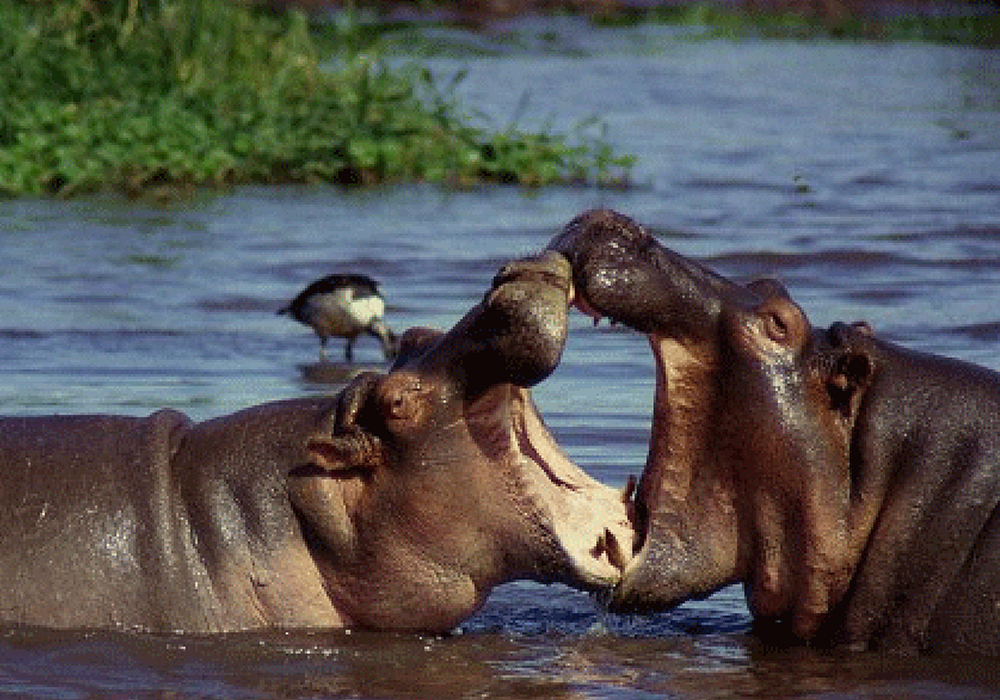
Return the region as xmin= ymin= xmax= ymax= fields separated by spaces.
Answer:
xmin=0 ymin=252 xmax=632 ymax=634
xmin=549 ymin=208 xmax=1000 ymax=655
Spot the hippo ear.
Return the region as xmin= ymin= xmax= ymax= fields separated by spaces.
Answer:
xmin=827 ymin=350 xmax=874 ymax=418
xmin=746 ymin=278 xmax=792 ymax=301
xmin=306 ymin=433 xmax=380 ymax=473
xmin=306 ymin=372 xmax=383 ymax=472
xmin=390 ymin=327 xmax=443 ymax=369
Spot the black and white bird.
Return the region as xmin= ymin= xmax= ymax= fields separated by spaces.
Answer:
xmin=279 ymin=273 xmax=397 ymax=363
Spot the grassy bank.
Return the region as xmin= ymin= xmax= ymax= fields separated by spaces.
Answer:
xmin=615 ymin=1 xmax=999 ymax=44
xmin=352 ymin=0 xmax=998 ymax=45
xmin=0 ymin=0 xmax=633 ymax=197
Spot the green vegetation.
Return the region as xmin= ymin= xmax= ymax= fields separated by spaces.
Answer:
xmin=595 ymin=1 xmax=999 ymax=44
xmin=878 ymin=9 xmax=999 ymax=45
xmin=0 ymin=0 xmax=633 ymax=197
xmin=332 ymin=1 xmax=997 ymax=45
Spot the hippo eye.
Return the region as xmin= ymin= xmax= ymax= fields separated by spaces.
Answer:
xmin=765 ymin=312 xmax=788 ymax=342
xmin=389 ymin=393 xmax=409 ymax=418
xmin=384 ymin=378 xmax=422 ymax=420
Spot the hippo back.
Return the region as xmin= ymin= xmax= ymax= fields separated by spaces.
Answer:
xmin=834 ymin=340 xmax=1000 ymax=654
xmin=0 ymin=410 xmax=209 ymax=630
xmin=0 ymin=398 xmax=342 ymax=632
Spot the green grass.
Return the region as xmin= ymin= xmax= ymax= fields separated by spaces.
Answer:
xmin=0 ymin=0 xmax=633 ymax=197
xmin=600 ymin=1 xmax=999 ymax=44
xmin=338 ymin=0 xmax=996 ymax=45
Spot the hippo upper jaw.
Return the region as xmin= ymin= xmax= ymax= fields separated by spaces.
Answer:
xmin=441 ymin=249 xmax=634 ymax=592
xmin=419 ymin=249 xmax=634 ymax=593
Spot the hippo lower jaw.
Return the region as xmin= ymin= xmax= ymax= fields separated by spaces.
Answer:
xmin=507 ymin=385 xmax=635 ymax=590
xmin=464 ymin=380 xmax=634 ymax=594
xmin=584 ymin=327 xmax=739 ymax=612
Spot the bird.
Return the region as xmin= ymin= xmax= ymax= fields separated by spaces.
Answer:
xmin=279 ymin=273 xmax=397 ymax=363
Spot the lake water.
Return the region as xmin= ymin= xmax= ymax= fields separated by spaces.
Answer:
xmin=2 ymin=20 xmax=1000 ymax=699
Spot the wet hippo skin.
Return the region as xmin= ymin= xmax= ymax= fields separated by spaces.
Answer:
xmin=549 ymin=208 xmax=1000 ymax=655
xmin=0 ymin=252 xmax=633 ymax=633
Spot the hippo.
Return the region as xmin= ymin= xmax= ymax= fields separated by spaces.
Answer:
xmin=0 ymin=252 xmax=632 ymax=634
xmin=548 ymin=208 xmax=1000 ymax=655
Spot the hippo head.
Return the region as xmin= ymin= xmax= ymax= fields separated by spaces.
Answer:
xmin=549 ymin=210 xmax=875 ymax=640
xmin=288 ymin=251 xmax=634 ymax=632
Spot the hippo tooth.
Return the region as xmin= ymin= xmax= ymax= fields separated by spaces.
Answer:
xmin=603 ymin=528 xmax=629 ymax=571
xmin=591 ymin=528 xmax=628 ymax=572
xmin=622 ymin=474 xmax=637 ymax=503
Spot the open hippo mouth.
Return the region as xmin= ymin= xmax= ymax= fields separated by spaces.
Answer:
xmin=548 ymin=209 xmax=837 ymax=618
xmin=300 ymin=250 xmax=635 ymax=627
xmin=548 ymin=209 xmax=744 ymax=561
xmin=422 ymin=251 xmax=636 ymax=590
xmin=465 ymin=374 xmax=635 ymax=589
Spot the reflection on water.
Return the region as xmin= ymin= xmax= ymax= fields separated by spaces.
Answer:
xmin=1 ymin=25 xmax=999 ymax=699
xmin=4 ymin=616 xmax=1000 ymax=699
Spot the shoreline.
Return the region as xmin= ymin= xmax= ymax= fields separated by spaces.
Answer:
xmin=264 ymin=0 xmax=999 ymax=25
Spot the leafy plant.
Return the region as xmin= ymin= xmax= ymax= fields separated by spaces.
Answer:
xmin=0 ymin=0 xmax=633 ymax=197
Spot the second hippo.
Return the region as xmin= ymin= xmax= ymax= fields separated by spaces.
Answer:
xmin=550 ymin=209 xmax=1000 ymax=656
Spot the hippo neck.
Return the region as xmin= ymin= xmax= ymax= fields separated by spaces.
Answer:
xmin=176 ymin=398 xmax=350 ymax=630
xmin=831 ymin=340 xmax=1000 ymax=653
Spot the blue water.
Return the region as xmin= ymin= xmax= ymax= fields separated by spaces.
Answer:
xmin=1 ymin=20 xmax=999 ymax=699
